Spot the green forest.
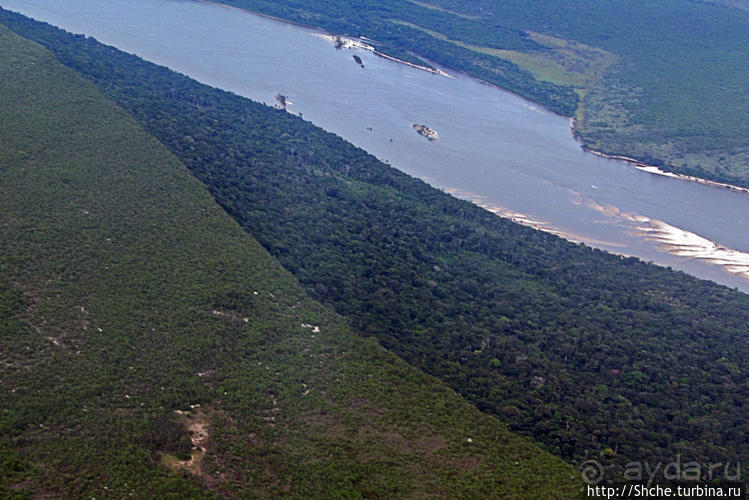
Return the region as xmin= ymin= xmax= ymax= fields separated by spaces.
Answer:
xmin=4 ymin=2 xmax=749 ymax=496
xmin=2 ymin=5 xmax=747 ymax=489
xmin=216 ymin=0 xmax=749 ymax=186
xmin=0 ymin=19 xmax=580 ymax=498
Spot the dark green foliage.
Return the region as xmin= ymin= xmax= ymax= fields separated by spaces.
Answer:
xmin=0 ymin=281 xmax=26 ymax=322
xmin=0 ymin=448 xmax=38 ymax=499
xmin=0 ymin=17 xmax=579 ymax=498
xmin=144 ymin=416 xmax=193 ymax=461
xmin=4 ymin=7 xmax=746 ymax=479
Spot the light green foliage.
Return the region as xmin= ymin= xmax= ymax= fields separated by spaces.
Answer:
xmin=387 ymin=21 xmax=617 ymax=90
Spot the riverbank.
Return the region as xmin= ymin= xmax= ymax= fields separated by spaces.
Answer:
xmin=569 ymin=118 xmax=749 ymax=195
xmin=585 ymin=146 xmax=749 ymax=195
xmin=635 ymin=165 xmax=749 ymax=194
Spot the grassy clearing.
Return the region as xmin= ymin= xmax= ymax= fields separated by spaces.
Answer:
xmin=388 ymin=20 xmax=616 ymax=89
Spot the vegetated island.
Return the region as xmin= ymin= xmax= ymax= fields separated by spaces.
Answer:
xmin=413 ymin=123 xmax=439 ymax=141
xmin=353 ymin=54 xmax=363 ymax=67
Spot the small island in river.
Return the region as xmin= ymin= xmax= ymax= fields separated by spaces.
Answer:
xmin=413 ymin=123 xmax=439 ymax=141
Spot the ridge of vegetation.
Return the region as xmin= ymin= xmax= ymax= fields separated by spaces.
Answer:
xmin=3 ymin=8 xmax=746 ymax=481
xmin=212 ymin=0 xmax=749 ymax=187
xmin=0 ymin=21 xmax=580 ymax=498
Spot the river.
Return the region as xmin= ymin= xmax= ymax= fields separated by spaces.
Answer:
xmin=4 ymin=0 xmax=749 ymax=291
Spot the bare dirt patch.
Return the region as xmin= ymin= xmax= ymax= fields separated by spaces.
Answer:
xmin=162 ymin=408 xmax=209 ymax=476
